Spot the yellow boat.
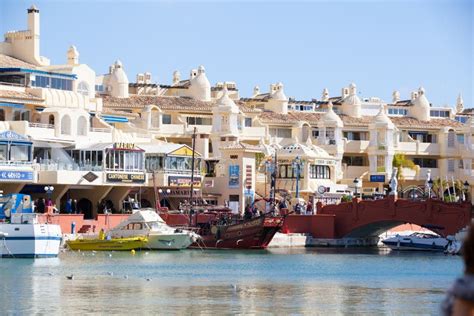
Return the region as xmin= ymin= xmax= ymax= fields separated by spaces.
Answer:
xmin=66 ymin=237 xmax=148 ymax=251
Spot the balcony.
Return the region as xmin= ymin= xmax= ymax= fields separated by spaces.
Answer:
xmin=240 ymin=126 xmax=266 ymax=139
xmin=344 ymin=140 xmax=369 ymax=153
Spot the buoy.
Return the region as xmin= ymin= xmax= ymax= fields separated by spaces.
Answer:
xmin=131 ymin=249 xmax=136 ymax=255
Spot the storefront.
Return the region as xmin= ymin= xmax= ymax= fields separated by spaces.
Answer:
xmin=0 ymin=130 xmax=34 ymax=183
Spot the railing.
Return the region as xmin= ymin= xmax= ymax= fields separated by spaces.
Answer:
xmin=39 ymin=161 xmax=103 ymax=172
xmin=90 ymin=127 xmax=112 ymax=133
xmin=29 ymin=122 xmax=54 ymax=129
xmin=153 ymin=169 xmax=202 ymax=175
xmin=0 ymin=160 xmax=33 ymax=166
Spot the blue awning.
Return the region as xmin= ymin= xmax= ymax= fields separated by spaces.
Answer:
xmin=0 ymin=102 xmax=24 ymax=109
xmin=102 ymin=115 xmax=128 ymax=123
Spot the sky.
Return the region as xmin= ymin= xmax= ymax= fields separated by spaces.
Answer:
xmin=1 ymin=0 xmax=473 ymax=108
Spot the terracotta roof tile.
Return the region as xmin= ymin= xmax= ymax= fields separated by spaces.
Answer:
xmin=391 ymin=117 xmax=463 ymax=128
xmin=258 ymin=111 xmax=322 ymax=125
xmin=0 ymin=89 xmax=43 ymax=101
xmin=0 ymin=54 xmax=37 ymax=69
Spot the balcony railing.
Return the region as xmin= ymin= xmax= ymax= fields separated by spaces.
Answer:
xmin=29 ymin=122 xmax=54 ymax=129
xmin=0 ymin=160 xmax=33 ymax=166
xmin=90 ymin=127 xmax=112 ymax=133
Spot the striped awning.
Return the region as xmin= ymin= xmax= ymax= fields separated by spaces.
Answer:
xmin=0 ymin=102 xmax=24 ymax=109
xmin=102 ymin=115 xmax=129 ymax=123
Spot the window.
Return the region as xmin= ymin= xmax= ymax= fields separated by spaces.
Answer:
xmin=278 ymin=164 xmax=304 ymax=179
xmin=77 ymin=81 xmax=89 ymax=96
xmin=455 ymin=116 xmax=468 ymax=123
xmin=0 ymin=109 xmax=4 ymax=121
xmin=32 ymin=75 xmax=72 ymax=91
xmin=343 ymin=131 xmax=368 ymax=141
xmin=457 ymin=134 xmax=465 ymax=145
xmin=95 ymin=84 xmax=104 ymax=93
xmin=10 ymin=145 xmax=29 ymax=161
xmin=269 ymin=128 xmax=292 ymax=138
xmin=447 ymin=131 xmax=455 ymax=148
xmin=448 ymin=159 xmax=455 ymax=172
xmin=244 ymin=118 xmax=252 ymax=127
xmin=388 ymin=108 xmax=408 ymax=116
xmin=312 ymin=128 xmax=319 ymax=138
xmin=408 ymin=132 xmax=437 ymax=143
xmin=162 ymin=114 xmax=171 ymax=124
xmin=309 ymin=165 xmax=330 ymax=179
xmin=342 ymin=156 xmax=367 ymax=166
xmin=186 ymin=117 xmax=212 ymax=125
xmin=412 ymin=158 xmax=437 ymax=168
xmin=0 ymin=144 xmax=7 ymax=160
xmin=430 ymin=110 xmax=450 ymax=118
xmin=49 ymin=115 xmax=55 ymax=125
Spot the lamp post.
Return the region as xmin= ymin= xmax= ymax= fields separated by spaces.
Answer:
xmin=292 ymin=156 xmax=303 ymax=200
xmin=264 ymin=160 xmax=272 ymax=198
xmin=427 ymin=178 xmax=433 ymax=199
xmin=158 ymin=188 xmax=172 ymax=208
xmin=353 ymin=178 xmax=359 ymax=199
xmin=44 ymin=185 xmax=54 ymax=201
xmin=463 ymin=181 xmax=470 ymax=202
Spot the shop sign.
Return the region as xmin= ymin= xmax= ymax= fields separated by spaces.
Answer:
xmin=168 ymin=176 xmax=202 ymax=187
xmin=370 ymin=175 xmax=386 ymax=183
xmin=113 ymin=142 xmax=136 ymax=150
xmin=204 ymin=180 xmax=214 ymax=188
xmin=228 ymin=165 xmax=240 ymax=188
xmin=162 ymin=188 xmax=199 ymax=198
xmin=0 ymin=131 xmax=28 ymax=141
xmin=106 ymin=173 xmax=145 ymax=183
xmin=0 ymin=170 xmax=33 ymax=181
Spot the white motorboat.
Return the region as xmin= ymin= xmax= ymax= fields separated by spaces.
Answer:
xmin=108 ymin=209 xmax=199 ymax=250
xmin=0 ymin=194 xmax=61 ymax=258
xmin=445 ymin=226 xmax=470 ymax=255
xmin=382 ymin=232 xmax=448 ymax=252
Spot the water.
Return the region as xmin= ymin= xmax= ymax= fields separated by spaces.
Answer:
xmin=0 ymin=248 xmax=462 ymax=315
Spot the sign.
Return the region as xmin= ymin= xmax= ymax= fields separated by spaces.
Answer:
xmin=228 ymin=165 xmax=240 ymax=188
xmin=370 ymin=174 xmax=386 ymax=183
xmin=168 ymin=176 xmax=202 ymax=187
xmin=204 ymin=180 xmax=214 ymax=188
xmin=0 ymin=170 xmax=33 ymax=181
xmin=83 ymin=172 xmax=98 ymax=183
xmin=106 ymin=173 xmax=145 ymax=183
xmin=0 ymin=130 xmax=28 ymax=141
xmin=162 ymin=188 xmax=199 ymax=198
xmin=113 ymin=142 xmax=136 ymax=150
xmin=317 ymin=185 xmax=327 ymax=194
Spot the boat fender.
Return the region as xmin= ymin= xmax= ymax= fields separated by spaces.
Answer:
xmin=210 ymin=226 xmax=218 ymax=235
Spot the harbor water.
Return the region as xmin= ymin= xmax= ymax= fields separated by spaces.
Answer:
xmin=0 ymin=248 xmax=462 ymax=315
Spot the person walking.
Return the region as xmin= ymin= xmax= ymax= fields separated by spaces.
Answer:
xmin=442 ymin=223 xmax=474 ymax=315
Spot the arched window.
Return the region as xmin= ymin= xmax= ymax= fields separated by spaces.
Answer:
xmin=448 ymin=130 xmax=455 ymax=148
xmin=77 ymin=116 xmax=87 ymax=136
xmin=61 ymin=115 xmax=72 ymax=135
xmin=77 ymin=81 xmax=89 ymax=97
xmin=48 ymin=114 xmax=55 ymax=125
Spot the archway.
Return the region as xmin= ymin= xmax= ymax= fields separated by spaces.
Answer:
xmin=77 ymin=198 xmax=93 ymax=219
xmin=344 ymin=220 xmax=441 ymax=239
xmin=140 ymin=199 xmax=152 ymax=208
xmin=77 ymin=116 xmax=88 ymax=136
xmin=401 ymin=186 xmax=425 ymax=199
xmin=61 ymin=115 xmax=72 ymax=135
xmin=48 ymin=114 xmax=55 ymax=125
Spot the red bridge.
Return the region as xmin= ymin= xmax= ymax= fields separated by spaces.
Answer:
xmin=281 ymin=197 xmax=472 ymax=239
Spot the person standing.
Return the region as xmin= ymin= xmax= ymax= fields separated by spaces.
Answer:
xmin=442 ymin=223 xmax=474 ymax=315
xmin=71 ymin=199 xmax=77 ymax=214
xmin=65 ymin=198 xmax=72 ymax=214
xmin=37 ymin=198 xmax=45 ymax=214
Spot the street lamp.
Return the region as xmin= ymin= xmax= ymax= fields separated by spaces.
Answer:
xmin=292 ymin=156 xmax=303 ymax=200
xmin=44 ymin=185 xmax=54 ymax=200
xmin=427 ymin=178 xmax=433 ymax=199
xmin=463 ymin=181 xmax=470 ymax=202
xmin=353 ymin=178 xmax=359 ymax=198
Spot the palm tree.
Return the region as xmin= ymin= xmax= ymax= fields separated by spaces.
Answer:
xmin=392 ymin=153 xmax=417 ymax=191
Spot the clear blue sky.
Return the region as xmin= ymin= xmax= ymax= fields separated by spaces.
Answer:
xmin=1 ymin=0 xmax=473 ymax=108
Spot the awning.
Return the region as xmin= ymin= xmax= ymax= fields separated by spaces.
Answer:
xmin=102 ymin=115 xmax=129 ymax=123
xmin=0 ymin=102 xmax=24 ymax=109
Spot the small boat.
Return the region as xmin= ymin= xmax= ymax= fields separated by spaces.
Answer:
xmin=445 ymin=226 xmax=469 ymax=255
xmin=66 ymin=237 xmax=148 ymax=251
xmin=382 ymin=232 xmax=448 ymax=251
xmin=0 ymin=194 xmax=61 ymax=258
xmin=108 ymin=209 xmax=199 ymax=250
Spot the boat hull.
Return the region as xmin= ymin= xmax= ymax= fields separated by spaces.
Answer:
xmin=147 ymin=233 xmax=194 ymax=250
xmin=163 ymin=214 xmax=284 ymax=249
xmin=382 ymin=236 xmax=448 ymax=252
xmin=66 ymin=237 xmax=147 ymax=251
xmin=0 ymin=223 xmax=62 ymax=258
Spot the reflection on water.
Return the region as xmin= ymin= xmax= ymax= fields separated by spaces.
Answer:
xmin=0 ymin=248 xmax=462 ymax=315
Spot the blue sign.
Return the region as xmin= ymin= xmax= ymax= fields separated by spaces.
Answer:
xmin=0 ymin=170 xmax=34 ymax=181
xmin=228 ymin=165 xmax=240 ymax=188
xmin=0 ymin=130 xmax=28 ymax=141
xmin=370 ymin=174 xmax=386 ymax=183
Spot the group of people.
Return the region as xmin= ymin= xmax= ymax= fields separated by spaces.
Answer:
xmin=33 ymin=197 xmax=79 ymax=215
xmin=243 ymin=204 xmax=261 ymax=220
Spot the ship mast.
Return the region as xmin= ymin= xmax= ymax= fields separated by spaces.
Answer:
xmin=189 ymin=127 xmax=197 ymax=225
